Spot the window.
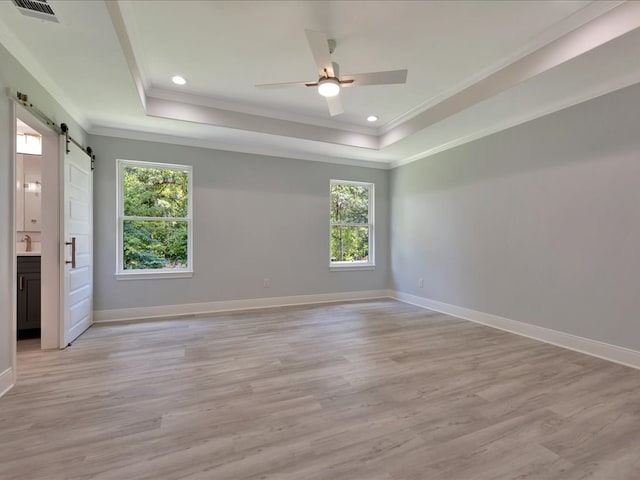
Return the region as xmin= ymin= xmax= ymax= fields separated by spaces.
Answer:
xmin=116 ymin=159 xmax=192 ymax=279
xmin=330 ymin=180 xmax=374 ymax=269
xmin=16 ymin=133 xmax=42 ymax=155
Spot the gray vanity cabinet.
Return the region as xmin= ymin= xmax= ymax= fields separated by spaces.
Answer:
xmin=17 ymin=256 xmax=41 ymax=338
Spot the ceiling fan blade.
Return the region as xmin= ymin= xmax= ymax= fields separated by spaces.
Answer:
xmin=255 ymin=80 xmax=315 ymax=89
xmin=326 ymin=95 xmax=343 ymax=116
xmin=305 ymin=30 xmax=335 ymax=77
xmin=341 ymin=69 xmax=408 ymax=87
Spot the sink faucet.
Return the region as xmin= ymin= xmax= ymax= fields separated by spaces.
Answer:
xmin=24 ymin=234 xmax=31 ymax=252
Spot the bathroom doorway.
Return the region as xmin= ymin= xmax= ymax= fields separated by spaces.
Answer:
xmin=13 ymin=106 xmax=62 ymax=352
xmin=16 ymin=118 xmax=42 ymax=343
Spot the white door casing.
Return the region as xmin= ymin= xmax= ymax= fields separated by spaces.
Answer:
xmin=61 ymin=140 xmax=93 ymax=347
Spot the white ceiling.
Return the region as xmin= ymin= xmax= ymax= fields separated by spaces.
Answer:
xmin=1 ymin=0 xmax=639 ymax=168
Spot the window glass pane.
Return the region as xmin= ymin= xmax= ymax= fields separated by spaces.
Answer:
xmin=331 ymin=226 xmax=369 ymax=262
xmin=16 ymin=133 xmax=42 ymax=155
xmin=123 ymin=220 xmax=188 ymax=270
xmin=123 ymin=166 xmax=189 ymax=218
xmin=330 ymin=184 xmax=369 ymax=223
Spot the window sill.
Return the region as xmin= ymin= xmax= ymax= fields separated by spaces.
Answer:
xmin=330 ymin=264 xmax=376 ymax=271
xmin=115 ymin=270 xmax=193 ymax=281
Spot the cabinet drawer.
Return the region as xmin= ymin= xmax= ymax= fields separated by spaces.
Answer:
xmin=17 ymin=256 xmax=41 ymax=273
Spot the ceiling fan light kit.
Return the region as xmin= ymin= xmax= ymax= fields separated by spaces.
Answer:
xmin=318 ymin=78 xmax=340 ymax=97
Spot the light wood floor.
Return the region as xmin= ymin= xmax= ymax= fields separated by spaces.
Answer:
xmin=2 ymin=299 xmax=640 ymax=479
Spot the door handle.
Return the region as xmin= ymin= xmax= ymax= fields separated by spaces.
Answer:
xmin=19 ymin=275 xmax=24 ymax=291
xmin=65 ymin=237 xmax=77 ymax=269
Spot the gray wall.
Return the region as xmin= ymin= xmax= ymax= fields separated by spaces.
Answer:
xmin=90 ymin=135 xmax=390 ymax=312
xmin=0 ymin=42 xmax=86 ymax=375
xmin=3 ymin=32 xmax=638 ymax=386
xmin=391 ymin=82 xmax=640 ymax=351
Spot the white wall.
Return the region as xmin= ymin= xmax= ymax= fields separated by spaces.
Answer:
xmin=90 ymin=135 xmax=390 ymax=315
xmin=391 ymin=82 xmax=640 ymax=352
xmin=0 ymin=42 xmax=86 ymax=387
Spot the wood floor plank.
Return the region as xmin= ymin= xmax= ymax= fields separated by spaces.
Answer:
xmin=1 ymin=299 xmax=639 ymax=479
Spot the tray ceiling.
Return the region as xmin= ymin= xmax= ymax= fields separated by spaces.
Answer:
xmin=1 ymin=0 xmax=639 ymax=167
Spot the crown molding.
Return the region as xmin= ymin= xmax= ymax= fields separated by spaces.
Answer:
xmin=94 ymin=63 xmax=640 ymax=173
xmin=390 ymin=70 xmax=640 ymax=169
xmin=145 ymin=96 xmax=380 ymax=149
xmin=89 ymin=126 xmax=391 ymax=170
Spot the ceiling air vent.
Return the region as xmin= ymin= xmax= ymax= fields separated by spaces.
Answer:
xmin=11 ymin=0 xmax=58 ymax=23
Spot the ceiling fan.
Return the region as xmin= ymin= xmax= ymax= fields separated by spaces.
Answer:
xmin=256 ymin=30 xmax=408 ymax=117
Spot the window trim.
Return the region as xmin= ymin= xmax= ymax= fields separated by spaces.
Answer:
xmin=115 ymin=159 xmax=193 ymax=279
xmin=329 ymin=179 xmax=375 ymax=270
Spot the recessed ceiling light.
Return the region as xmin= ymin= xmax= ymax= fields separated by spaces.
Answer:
xmin=171 ymin=75 xmax=187 ymax=86
xmin=367 ymin=115 xmax=378 ymax=122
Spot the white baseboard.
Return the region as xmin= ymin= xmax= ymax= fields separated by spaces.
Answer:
xmin=94 ymin=289 xmax=393 ymax=323
xmin=0 ymin=367 xmax=15 ymax=398
xmin=392 ymin=290 xmax=640 ymax=370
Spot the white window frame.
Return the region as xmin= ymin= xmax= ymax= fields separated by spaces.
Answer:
xmin=116 ymin=159 xmax=193 ymax=280
xmin=329 ymin=179 xmax=375 ymax=271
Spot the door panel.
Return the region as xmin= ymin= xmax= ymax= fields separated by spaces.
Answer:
xmin=62 ymin=142 xmax=93 ymax=347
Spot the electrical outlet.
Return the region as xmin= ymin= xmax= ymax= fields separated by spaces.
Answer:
xmin=418 ymin=277 xmax=424 ymax=288
xmin=263 ymin=278 xmax=271 ymax=288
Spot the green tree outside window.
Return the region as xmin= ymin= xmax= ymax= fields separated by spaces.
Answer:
xmin=118 ymin=161 xmax=191 ymax=272
xmin=330 ymin=181 xmax=374 ymax=265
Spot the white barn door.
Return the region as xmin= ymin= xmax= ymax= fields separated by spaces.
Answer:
xmin=61 ymin=141 xmax=93 ymax=347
